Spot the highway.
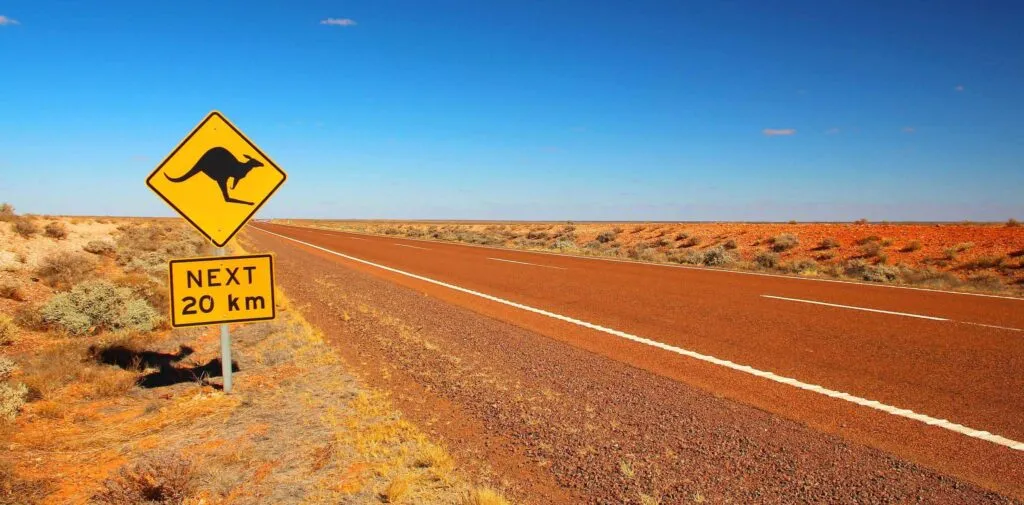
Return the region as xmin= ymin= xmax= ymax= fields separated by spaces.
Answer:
xmin=247 ymin=222 xmax=1024 ymax=502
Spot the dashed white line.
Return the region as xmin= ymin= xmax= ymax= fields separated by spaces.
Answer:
xmin=761 ymin=295 xmax=949 ymax=321
xmin=487 ymin=257 xmax=567 ymax=270
xmin=394 ymin=243 xmax=429 ymax=250
xmin=253 ymin=226 xmax=1024 ymax=452
xmin=958 ymin=321 xmax=1024 ymax=332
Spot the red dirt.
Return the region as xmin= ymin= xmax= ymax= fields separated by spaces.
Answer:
xmin=244 ymin=225 xmax=1024 ymax=504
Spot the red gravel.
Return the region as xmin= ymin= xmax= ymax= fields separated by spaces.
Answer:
xmin=243 ymin=229 xmax=1021 ymax=504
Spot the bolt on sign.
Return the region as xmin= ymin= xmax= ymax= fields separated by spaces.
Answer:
xmin=168 ymin=254 xmax=276 ymax=327
xmin=146 ymin=111 xmax=287 ymax=247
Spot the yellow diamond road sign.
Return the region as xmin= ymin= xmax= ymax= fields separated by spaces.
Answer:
xmin=147 ymin=111 xmax=286 ymax=247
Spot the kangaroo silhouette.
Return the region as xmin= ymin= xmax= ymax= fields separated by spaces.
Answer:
xmin=165 ymin=147 xmax=263 ymax=205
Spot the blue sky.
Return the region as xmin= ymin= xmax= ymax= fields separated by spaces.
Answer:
xmin=1 ymin=1 xmax=1021 ymax=221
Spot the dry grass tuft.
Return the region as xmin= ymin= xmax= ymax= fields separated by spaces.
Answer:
xmin=84 ymin=240 xmax=116 ymax=256
xmin=461 ymin=487 xmax=512 ymax=505
xmin=93 ymin=453 xmax=196 ymax=505
xmin=0 ymin=381 xmax=28 ymax=421
xmin=0 ymin=315 xmax=17 ymax=346
xmin=12 ymin=218 xmax=39 ymax=238
xmin=0 ymin=203 xmax=14 ymax=222
xmin=901 ymin=240 xmax=922 ymax=252
xmin=36 ymin=251 xmax=97 ymax=290
xmin=382 ymin=472 xmax=417 ymax=503
xmin=0 ymin=280 xmax=26 ymax=302
xmin=770 ymin=233 xmax=799 ymax=252
xmin=43 ymin=221 xmax=68 ymax=240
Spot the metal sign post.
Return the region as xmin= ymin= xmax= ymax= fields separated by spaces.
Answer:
xmin=216 ymin=246 xmax=233 ymax=393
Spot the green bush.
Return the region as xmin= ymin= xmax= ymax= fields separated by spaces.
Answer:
xmin=0 ymin=381 xmax=28 ymax=421
xmin=0 ymin=315 xmax=16 ymax=345
xmin=36 ymin=251 xmax=97 ymax=289
xmin=40 ymin=280 xmax=160 ymax=336
xmin=770 ymin=233 xmax=799 ymax=252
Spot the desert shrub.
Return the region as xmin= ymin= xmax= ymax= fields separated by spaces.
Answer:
xmin=627 ymin=245 xmax=658 ymax=262
xmin=0 ymin=357 xmax=14 ymax=380
xmin=770 ymin=233 xmax=799 ymax=252
xmin=701 ymin=246 xmax=733 ymax=266
xmin=12 ymin=304 xmax=46 ymax=331
xmin=12 ymin=218 xmax=39 ymax=238
xmin=855 ymin=235 xmax=880 ymax=245
xmin=667 ymin=249 xmax=703 ymax=265
xmin=963 ymin=255 xmax=1007 ymax=269
xmin=93 ymin=454 xmax=195 ymax=505
xmin=900 ymin=267 xmax=960 ymax=289
xmin=550 ymin=239 xmax=579 ymax=253
xmin=0 ymin=357 xmax=14 ymax=382
xmin=115 ymin=223 xmax=208 ymax=265
xmin=754 ymin=251 xmax=779 ymax=269
xmin=0 ymin=315 xmax=17 ymax=345
xmin=900 ymin=240 xmax=922 ymax=252
xmin=675 ymin=232 xmax=689 ymax=240
xmin=405 ymin=227 xmax=425 ymax=238
xmin=0 ymin=381 xmax=28 ymax=421
xmin=43 ymin=221 xmax=68 ymax=240
xmin=114 ymin=274 xmax=169 ymax=312
xmin=526 ymin=230 xmax=549 ymax=240
xmin=0 ymin=280 xmax=25 ymax=301
xmin=680 ymin=236 xmax=702 ymax=248
xmin=36 ymin=251 xmax=96 ymax=289
xmin=844 ymin=260 xmax=900 ymax=283
xmin=786 ymin=258 xmax=819 ymax=274
xmin=0 ymin=203 xmax=14 ymax=222
xmin=84 ymin=240 xmax=116 ymax=256
xmin=40 ymin=280 xmax=160 ymax=336
xmin=854 ymin=218 xmax=869 ymax=224
xmin=965 ymin=273 xmax=1003 ymax=291
xmin=1007 ymin=218 xmax=1020 ymax=227
xmin=596 ymin=231 xmax=617 ymax=243
xmin=722 ymin=239 xmax=738 ymax=250
xmin=943 ymin=242 xmax=975 ymax=260
xmin=859 ymin=241 xmax=883 ymax=258
xmin=816 ymin=238 xmax=840 ymax=250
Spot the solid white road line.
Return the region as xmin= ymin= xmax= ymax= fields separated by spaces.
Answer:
xmin=252 ymin=226 xmax=1024 ymax=452
xmin=394 ymin=243 xmax=429 ymax=250
xmin=760 ymin=295 xmax=949 ymax=321
xmin=487 ymin=257 xmax=567 ymax=270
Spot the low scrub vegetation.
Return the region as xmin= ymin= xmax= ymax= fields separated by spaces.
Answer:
xmin=40 ymin=279 xmax=160 ymax=335
xmin=12 ymin=218 xmax=39 ymax=238
xmin=43 ymin=221 xmax=68 ymax=240
xmin=36 ymin=251 xmax=96 ymax=289
xmin=93 ymin=454 xmax=195 ymax=505
xmin=83 ymin=239 xmax=116 ymax=255
xmin=0 ymin=203 xmax=14 ymax=222
xmin=0 ymin=281 xmax=25 ymax=302
xmin=770 ymin=233 xmax=799 ymax=252
xmin=0 ymin=315 xmax=16 ymax=345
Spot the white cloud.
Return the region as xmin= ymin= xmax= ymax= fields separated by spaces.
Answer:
xmin=763 ymin=128 xmax=796 ymax=136
xmin=954 ymin=84 xmax=965 ymax=92
xmin=320 ymin=18 xmax=356 ymax=27
xmin=0 ymin=15 xmax=19 ymax=26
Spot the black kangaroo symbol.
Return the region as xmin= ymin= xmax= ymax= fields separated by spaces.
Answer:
xmin=164 ymin=147 xmax=263 ymax=205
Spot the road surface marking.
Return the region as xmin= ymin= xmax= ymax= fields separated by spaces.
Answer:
xmin=253 ymin=226 xmax=1024 ymax=452
xmin=268 ymin=223 xmax=1024 ymax=301
xmin=958 ymin=321 xmax=1024 ymax=332
xmin=761 ymin=295 xmax=949 ymax=321
xmin=488 ymin=257 xmax=567 ymax=270
xmin=395 ymin=243 xmax=430 ymax=250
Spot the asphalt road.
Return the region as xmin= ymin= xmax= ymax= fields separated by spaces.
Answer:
xmin=249 ymin=222 xmax=1024 ymax=500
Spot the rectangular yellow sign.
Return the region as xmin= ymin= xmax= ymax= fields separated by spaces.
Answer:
xmin=168 ymin=254 xmax=276 ymax=327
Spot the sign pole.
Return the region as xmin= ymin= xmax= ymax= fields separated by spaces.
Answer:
xmin=216 ymin=246 xmax=233 ymax=394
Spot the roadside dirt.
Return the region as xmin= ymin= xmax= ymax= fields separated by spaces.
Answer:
xmin=243 ymin=229 xmax=1022 ymax=505
xmin=283 ymin=220 xmax=1024 ymax=295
